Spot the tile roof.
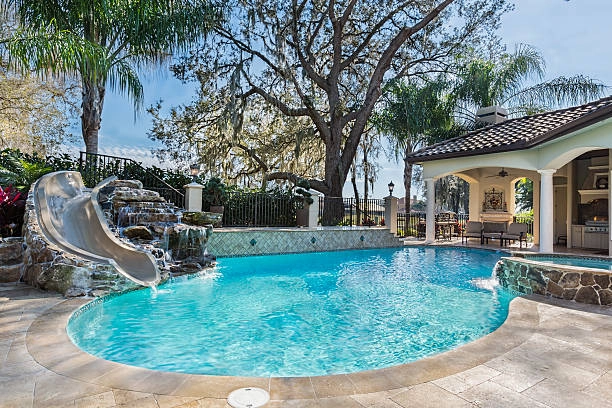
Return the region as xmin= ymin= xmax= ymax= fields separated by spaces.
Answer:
xmin=406 ymin=96 xmax=612 ymax=163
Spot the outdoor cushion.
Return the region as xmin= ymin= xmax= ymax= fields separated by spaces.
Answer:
xmin=461 ymin=221 xmax=483 ymax=244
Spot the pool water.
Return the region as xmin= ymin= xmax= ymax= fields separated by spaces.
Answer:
xmin=524 ymin=255 xmax=612 ymax=271
xmin=68 ymin=247 xmax=514 ymax=377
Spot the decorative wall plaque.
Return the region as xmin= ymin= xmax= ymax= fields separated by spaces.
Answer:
xmin=483 ymin=188 xmax=504 ymax=211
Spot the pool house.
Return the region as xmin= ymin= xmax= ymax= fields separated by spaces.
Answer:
xmin=407 ymin=96 xmax=612 ymax=255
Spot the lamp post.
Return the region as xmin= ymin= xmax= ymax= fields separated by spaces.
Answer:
xmin=388 ymin=181 xmax=395 ymax=196
xmin=189 ymin=164 xmax=200 ymax=183
xmin=385 ymin=181 xmax=398 ymax=234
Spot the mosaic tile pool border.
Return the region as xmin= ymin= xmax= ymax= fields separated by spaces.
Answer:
xmin=207 ymin=227 xmax=403 ymax=257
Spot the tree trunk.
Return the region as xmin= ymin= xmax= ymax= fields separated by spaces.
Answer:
xmin=321 ymin=126 xmax=346 ymax=225
xmin=81 ymin=77 xmax=106 ymax=155
xmin=351 ymin=165 xmax=361 ymax=226
xmin=403 ymin=145 xmax=414 ymax=213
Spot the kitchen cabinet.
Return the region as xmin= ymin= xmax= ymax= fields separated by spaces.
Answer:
xmin=572 ymin=225 xmax=609 ymax=249
xmin=571 ymin=225 xmax=583 ymax=248
xmin=582 ymin=232 xmax=608 ymax=249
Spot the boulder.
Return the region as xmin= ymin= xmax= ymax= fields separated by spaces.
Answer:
xmin=112 ymin=188 xmax=165 ymax=203
xmin=181 ymin=211 xmax=220 ymax=227
xmin=123 ymin=225 xmax=154 ymax=240
xmin=107 ymin=179 xmax=143 ymax=189
xmin=0 ymin=238 xmax=23 ymax=263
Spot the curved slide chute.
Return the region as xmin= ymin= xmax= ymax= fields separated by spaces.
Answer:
xmin=34 ymin=171 xmax=160 ymax=287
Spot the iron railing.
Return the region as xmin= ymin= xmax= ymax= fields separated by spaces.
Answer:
xmin=318 ymin=197 xmax=386 ymax=226
xmin=397 ymin=212 xmax=534 ymax=239
xmin=513 ymin=214 xmax=534 ymax=236
xmin=221 ymin=191 xmax=301 ymax=227
xmin=396 ymin=212 xmax=469 ymax=238
xmin=78 ymin=152 xmax=184 ymax=208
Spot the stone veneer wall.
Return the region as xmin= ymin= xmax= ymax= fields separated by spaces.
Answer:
xmin=495 ymin=257 xmax=612 ymax=305
xmin=0 ymin=238 xmax=23 ymax=282
xmin=207 ymin=227 xmax=403 ymax=257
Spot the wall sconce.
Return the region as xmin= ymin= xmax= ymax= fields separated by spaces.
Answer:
xmin=388 ymin=181 xmax=395 ymax=196
xmin=189 ymin=164 xmax=200 ymax=182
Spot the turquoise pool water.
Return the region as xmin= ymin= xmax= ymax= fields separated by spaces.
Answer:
xmin=524 ymin=255 xmax=612 ymax=271
xmin=68 ymin=247 xmax=514 ymax=377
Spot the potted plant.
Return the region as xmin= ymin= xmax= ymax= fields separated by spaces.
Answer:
xmin=202 ymin=177 xmax=227 ymax=216
xmin=295 ymin=179 xmax=314 ymax=227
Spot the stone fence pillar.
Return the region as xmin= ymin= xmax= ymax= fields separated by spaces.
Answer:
xmin=384 ymin=195 xmax=398 ymax=235
xmin=308 ymin=193 xmax=321 ymax=228
xmin=184 ymin=182 xmax=204 ymax=212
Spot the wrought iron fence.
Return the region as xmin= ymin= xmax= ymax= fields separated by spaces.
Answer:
xmin=78 ymin=152 xmax=184 ymax=208
xmin=222 ymin=191 xmax=302 ymax=227
xmin=396 ymin=212 xmax=470 ymax=238
xmin=318 ymin=197 xmax=386 ymax=226
xmin=513 ymin=214 xmax=534 ymax=236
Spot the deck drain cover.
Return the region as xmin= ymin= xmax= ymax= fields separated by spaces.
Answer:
xmin=227 ymin=387 xmax=270 ymax=408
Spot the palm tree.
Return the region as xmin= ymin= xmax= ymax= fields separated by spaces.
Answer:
xmin=2 ymin=0 xmax=220 ymax=154
xmin=378 ymin=44 xmax=606 ymax=213
xmin=374 ymin=77 xmax=458 ymax=212
xmin=453 ymin=44 xmax=606 ymax=124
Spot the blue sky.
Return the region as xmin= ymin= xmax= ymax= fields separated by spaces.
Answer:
xmin=95 ymin=0 xmax=612 ymax=198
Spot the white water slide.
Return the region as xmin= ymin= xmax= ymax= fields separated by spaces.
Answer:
xmin=34 ymin=171 xmax=160 ymax=286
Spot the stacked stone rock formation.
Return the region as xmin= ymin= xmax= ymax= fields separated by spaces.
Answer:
xmin=0 ymin=237 xmax=23 ymax=282
xmin=21 ymin=179 xmax=215 ymax=297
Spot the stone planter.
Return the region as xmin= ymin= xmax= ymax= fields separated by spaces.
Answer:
xmin=296 ymin=207 xmax=309 ymax=227
xmin=209 ymin=206 xmax=224 ymax=227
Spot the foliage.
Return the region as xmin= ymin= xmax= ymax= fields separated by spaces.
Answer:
xmin=453 ymin=44 xmax=606 ymax=124
xmin=0 ymin=69 xmax=79 ymax=154
xmin=168 ymin=0 xmax=510 ymax=226
xmin=0 ymin=149 xmax=53 ymax=192
xmin=2 ymin=0 xmax=221 ymax=153
xmin=202 ymin=177 xmax=227 ymax=208
xmin=515 ymin=178 xmax=533 ymax=212
xmin=0 ymin=185 xmax=26 ymax=237
xmin=374 ymin=76 xmax=462 ymax=208
xmin=0 ymin=11 xmax=79 ymax=154
xmin=435 ymin=175 xmax=469 ymax=213
xmin=294 ymin=179 xmax=314 ymax=208
xmin=148 ymin=96 xmax=325 ymax=184
xmin=410 ymin=199 xmax=426 ymax=212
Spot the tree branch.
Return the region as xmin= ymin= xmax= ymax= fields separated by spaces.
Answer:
xmin=291 ymin=0 xmax=328 ymax=91
xmin=265 ymin=171 xmax=329 ymax=195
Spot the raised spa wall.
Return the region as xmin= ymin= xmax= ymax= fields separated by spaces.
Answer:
xmin=495 ymin=256 xmax=612 ymax=305
xmin=207 ymin=227 xmax=403 ymax=257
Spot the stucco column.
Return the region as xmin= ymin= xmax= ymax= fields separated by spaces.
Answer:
xmin=468 ymin=181 xmax=480 ymax=221
xmin=425 ymin=178 xmax=435 ymax=243
xmin=183 ymin=182 xmax=204 ymax=212
xmin=308 ymin=193 xmax=321 ymax=228
xmin=532 ymin=176 xmax=540 ymax=246
xmin=609 ymin=150 xmax=612 ymax=255
xmin=384 ymin=195 xmax=398 ymax=234
xmin=507 ymin=179 xmax=516 ymax=214
xmin=538 ymin=169 xmax=556 ymax=253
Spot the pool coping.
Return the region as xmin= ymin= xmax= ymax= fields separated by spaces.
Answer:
xmin=26 ymin=295 xmax=541 ymax=401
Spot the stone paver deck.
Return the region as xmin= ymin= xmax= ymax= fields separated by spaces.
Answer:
xmin=1 ymin=281 xmax=611 ymax=408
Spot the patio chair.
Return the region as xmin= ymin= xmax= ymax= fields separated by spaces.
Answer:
xmin=461 ymin=221 xmax=483 ymax=245
xmin=482 ymin=222 xmax=507 ymax=247
xmin=502 ymin=223 xmax=528 ymax=248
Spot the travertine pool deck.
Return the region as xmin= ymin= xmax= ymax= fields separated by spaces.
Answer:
xmin=1 ymin=283 xmax=611 ymax=408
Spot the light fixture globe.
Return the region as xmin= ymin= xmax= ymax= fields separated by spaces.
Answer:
xmin=388 ymin=181 xmax=395 ymax=196
xmin=189 ymin=164 xmax=200 ymax=182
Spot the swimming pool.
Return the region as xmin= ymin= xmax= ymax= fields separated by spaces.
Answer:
xmin=524 ymin=255 xmax=612 ymax=271
xmin=68 ymin=247 xmax=514 ymax=377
